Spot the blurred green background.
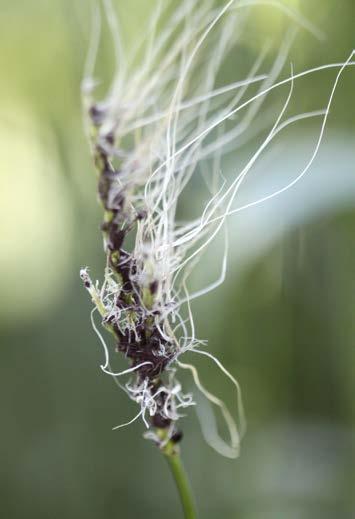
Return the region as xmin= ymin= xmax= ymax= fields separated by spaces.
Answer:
xmin=1 ymin=1 xmax=354 ymax=518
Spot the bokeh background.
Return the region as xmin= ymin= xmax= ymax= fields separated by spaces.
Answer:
xmin=1 ymin=1 xmax=354 ymax=518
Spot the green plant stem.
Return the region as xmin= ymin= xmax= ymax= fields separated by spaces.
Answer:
xmin=162 ymin=442 xmax=197 ymax=519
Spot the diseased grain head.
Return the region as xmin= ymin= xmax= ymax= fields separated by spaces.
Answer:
xmin=81 ymin=0 xmax=354 ymax=457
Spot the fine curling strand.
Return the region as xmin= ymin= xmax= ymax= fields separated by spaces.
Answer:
xmin=81 ymin=0 xmax=354 ymax=457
